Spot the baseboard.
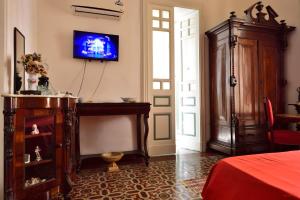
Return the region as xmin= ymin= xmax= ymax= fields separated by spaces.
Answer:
xmin=149 ymin=144 xmax=176 ymax=156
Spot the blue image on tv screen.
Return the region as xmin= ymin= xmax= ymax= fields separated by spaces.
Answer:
xmin=73 ymin=31 xmax=119 ymax=61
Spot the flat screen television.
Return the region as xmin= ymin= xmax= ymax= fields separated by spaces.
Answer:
xmin=73 ymin=30 xmax=119 ymax=61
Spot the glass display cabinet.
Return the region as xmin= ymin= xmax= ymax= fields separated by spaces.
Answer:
xmin=24 ymin=116 xmax=56 ymax=189
xmin=3 ymin=95 xmax=77 ymax=200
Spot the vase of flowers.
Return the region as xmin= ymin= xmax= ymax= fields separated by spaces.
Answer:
xmin=20 ymin=53 xmax=48 ymax=94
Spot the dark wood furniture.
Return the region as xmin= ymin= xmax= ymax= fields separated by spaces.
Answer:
xmin=264 ymin=97 xmax=300 ymax=151
xmin=3 ymin=95 xmax=77 ymax=200
xmin=276 ymin=113 xmax=300 ymax=132
xmin=205 ymin=2 xmax=295 ymax=155
xmin=75 ymin=102 xmax=151 ymax=171
xmin=276 ymin=114 xmax=300 ymax=123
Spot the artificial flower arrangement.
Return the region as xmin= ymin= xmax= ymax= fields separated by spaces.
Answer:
xmin=20 ymin=53 xmax=47 ymax=76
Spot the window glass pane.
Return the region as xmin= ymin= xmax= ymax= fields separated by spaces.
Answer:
xmin=153 ymin=82 xmax=160 ymax=90
xmin=162 ymin=11 xmax=169 ymax=19
xmin=162 ymin=21 xmax=169 ymax=29
xmin=152 ymin=20 xmax=160 ymax=28
xmin=163 ymin=82 xmax=171 ymax=90
xmin=152 ymin=31 xmax=170 ymax=79
xmin=152 ymin=9 xmax=160 ymax=18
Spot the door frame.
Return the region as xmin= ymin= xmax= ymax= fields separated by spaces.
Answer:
xmin=141 ymin=0 xmax=208 ymax=154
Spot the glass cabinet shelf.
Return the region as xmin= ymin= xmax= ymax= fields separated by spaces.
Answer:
xmin=25 ymin=132 xmax=52 ymax=139
xmin=24 ymin=178 xmax=56 ymax=189
xmin=24 ymin=115 xmax=56 ymax=189
xmin=25 ymin=159 xmax=53 ymax=168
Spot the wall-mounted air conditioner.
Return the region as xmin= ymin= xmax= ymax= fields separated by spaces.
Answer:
xmin=70 ymin=0 xmax=124 ymax=19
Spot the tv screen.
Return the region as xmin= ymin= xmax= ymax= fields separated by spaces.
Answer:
xmin=73 ymin=30 xmax=119 ymax=61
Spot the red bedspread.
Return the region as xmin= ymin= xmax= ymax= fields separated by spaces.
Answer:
xmin=202 ymin=151 xmax=300 ymax=200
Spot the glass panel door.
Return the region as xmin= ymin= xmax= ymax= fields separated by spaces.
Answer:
xmin=174 ymin=7 xmax=200 ymax=152
xmin=148 ymin=5 xmax=175 ymax=155
xmin=24 ymin=115 xmax=56 ymax=188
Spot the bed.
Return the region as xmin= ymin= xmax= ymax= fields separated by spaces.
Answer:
xmin=202 ymin=151 xmax=300 ymax=200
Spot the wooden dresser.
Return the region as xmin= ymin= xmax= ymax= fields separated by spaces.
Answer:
xmin=205 ymin=2 xmax=295 ymax=155
xmin=3 ymin=95 xmax=77 ymax=200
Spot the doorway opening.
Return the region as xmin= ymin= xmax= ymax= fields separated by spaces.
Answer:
xmin=147 ymin=5 xmax=201 ymax=156
xmin=174 ymin=7 xmax=201 ymax=155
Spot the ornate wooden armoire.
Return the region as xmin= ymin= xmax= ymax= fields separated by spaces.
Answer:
xmin=206 ymin=2 xmax=295 ymax=155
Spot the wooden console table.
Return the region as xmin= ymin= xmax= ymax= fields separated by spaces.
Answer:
xmin=276 ymin=113 xmax=300 ymax=123
xmin=276 ymin=113 xmax=300 ymax=130
xmin=75 ymin=102 xmax=151 ymax=171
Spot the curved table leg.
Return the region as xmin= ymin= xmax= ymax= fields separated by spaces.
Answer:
xmin=143 ymin=113 xmax=150 ymax=166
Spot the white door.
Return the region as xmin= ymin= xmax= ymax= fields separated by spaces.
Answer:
xmin=175 ymin=8 xmax=200 ymax=152
xmin=147 ymin=5 xmax=176 ymax=156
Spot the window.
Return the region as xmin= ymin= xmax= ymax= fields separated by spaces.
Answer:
xmin=151 ymin=8 xmax=172 ymax=90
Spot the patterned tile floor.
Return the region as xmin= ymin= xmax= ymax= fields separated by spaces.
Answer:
xmin=69 ymin=153 xmax=223 ymax=200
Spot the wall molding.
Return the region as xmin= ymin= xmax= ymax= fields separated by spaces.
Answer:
xmin=149 ymin=144 xmax=176 ymax=156
xmin=153 ymin=96 xmax=171 ymax=107
xmin=182 ymin=112 xmax=196 ymax=136
xmin=181 ymin=96 xmax=196 ymax=106
xmin=153 ymin=113 xmax=171 ymax=140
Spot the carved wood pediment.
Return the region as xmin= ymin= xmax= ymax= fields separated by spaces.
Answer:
xmin=244 ymin=1 xmax=280 ymax=26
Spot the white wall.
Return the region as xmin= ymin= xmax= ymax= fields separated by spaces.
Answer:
xmin=36 ymin=0 xmax=142 ymax=154
xmin=6 ymin=0 xmax=38 ymax=93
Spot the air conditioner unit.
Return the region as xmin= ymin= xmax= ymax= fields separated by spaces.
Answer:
xmin=70 ymin=0 xmax=124 ymax=19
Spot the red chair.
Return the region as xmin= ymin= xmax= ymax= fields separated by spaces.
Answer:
xmin=264 ymin=97 xmax=300 ymax=150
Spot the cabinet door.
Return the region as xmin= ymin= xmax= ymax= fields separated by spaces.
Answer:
xmin=234 ymin=38 xmax=260 ymax=127
xmin=14 ymin=109 xmax=62 ymax=199
xmin=259 ymin=39 xmax=281 ymax=118
xmin=210 ymin=36 xmax=231 ymax=143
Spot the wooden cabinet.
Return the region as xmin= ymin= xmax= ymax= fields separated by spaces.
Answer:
xmin=3 ymin=95 xmax=76 ymax=200
xmin=205 ymin=2 xmax=295 ymax=155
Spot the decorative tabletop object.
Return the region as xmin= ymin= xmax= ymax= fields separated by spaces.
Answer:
xmin=25 ymin=177 xmax=46 ymax=188
xmin=34 ymin=146 xmax=42 ymax=162
xmin=288 ymin=87 xmax=300 ymax=114
xmin=31 ymin=124 xmax=39 ymax=135
xmin=101 ymin=152 xmax=124 ymax=172
xmin=19 ymin=52 xmax=48 ymax=95
xmin=24 ymin=154 xmax=30 ymax=164
xmin=38 ymin=75 xmax=51 ymax=95
xmin=121 ymin=97 xmax=136 ymax=103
